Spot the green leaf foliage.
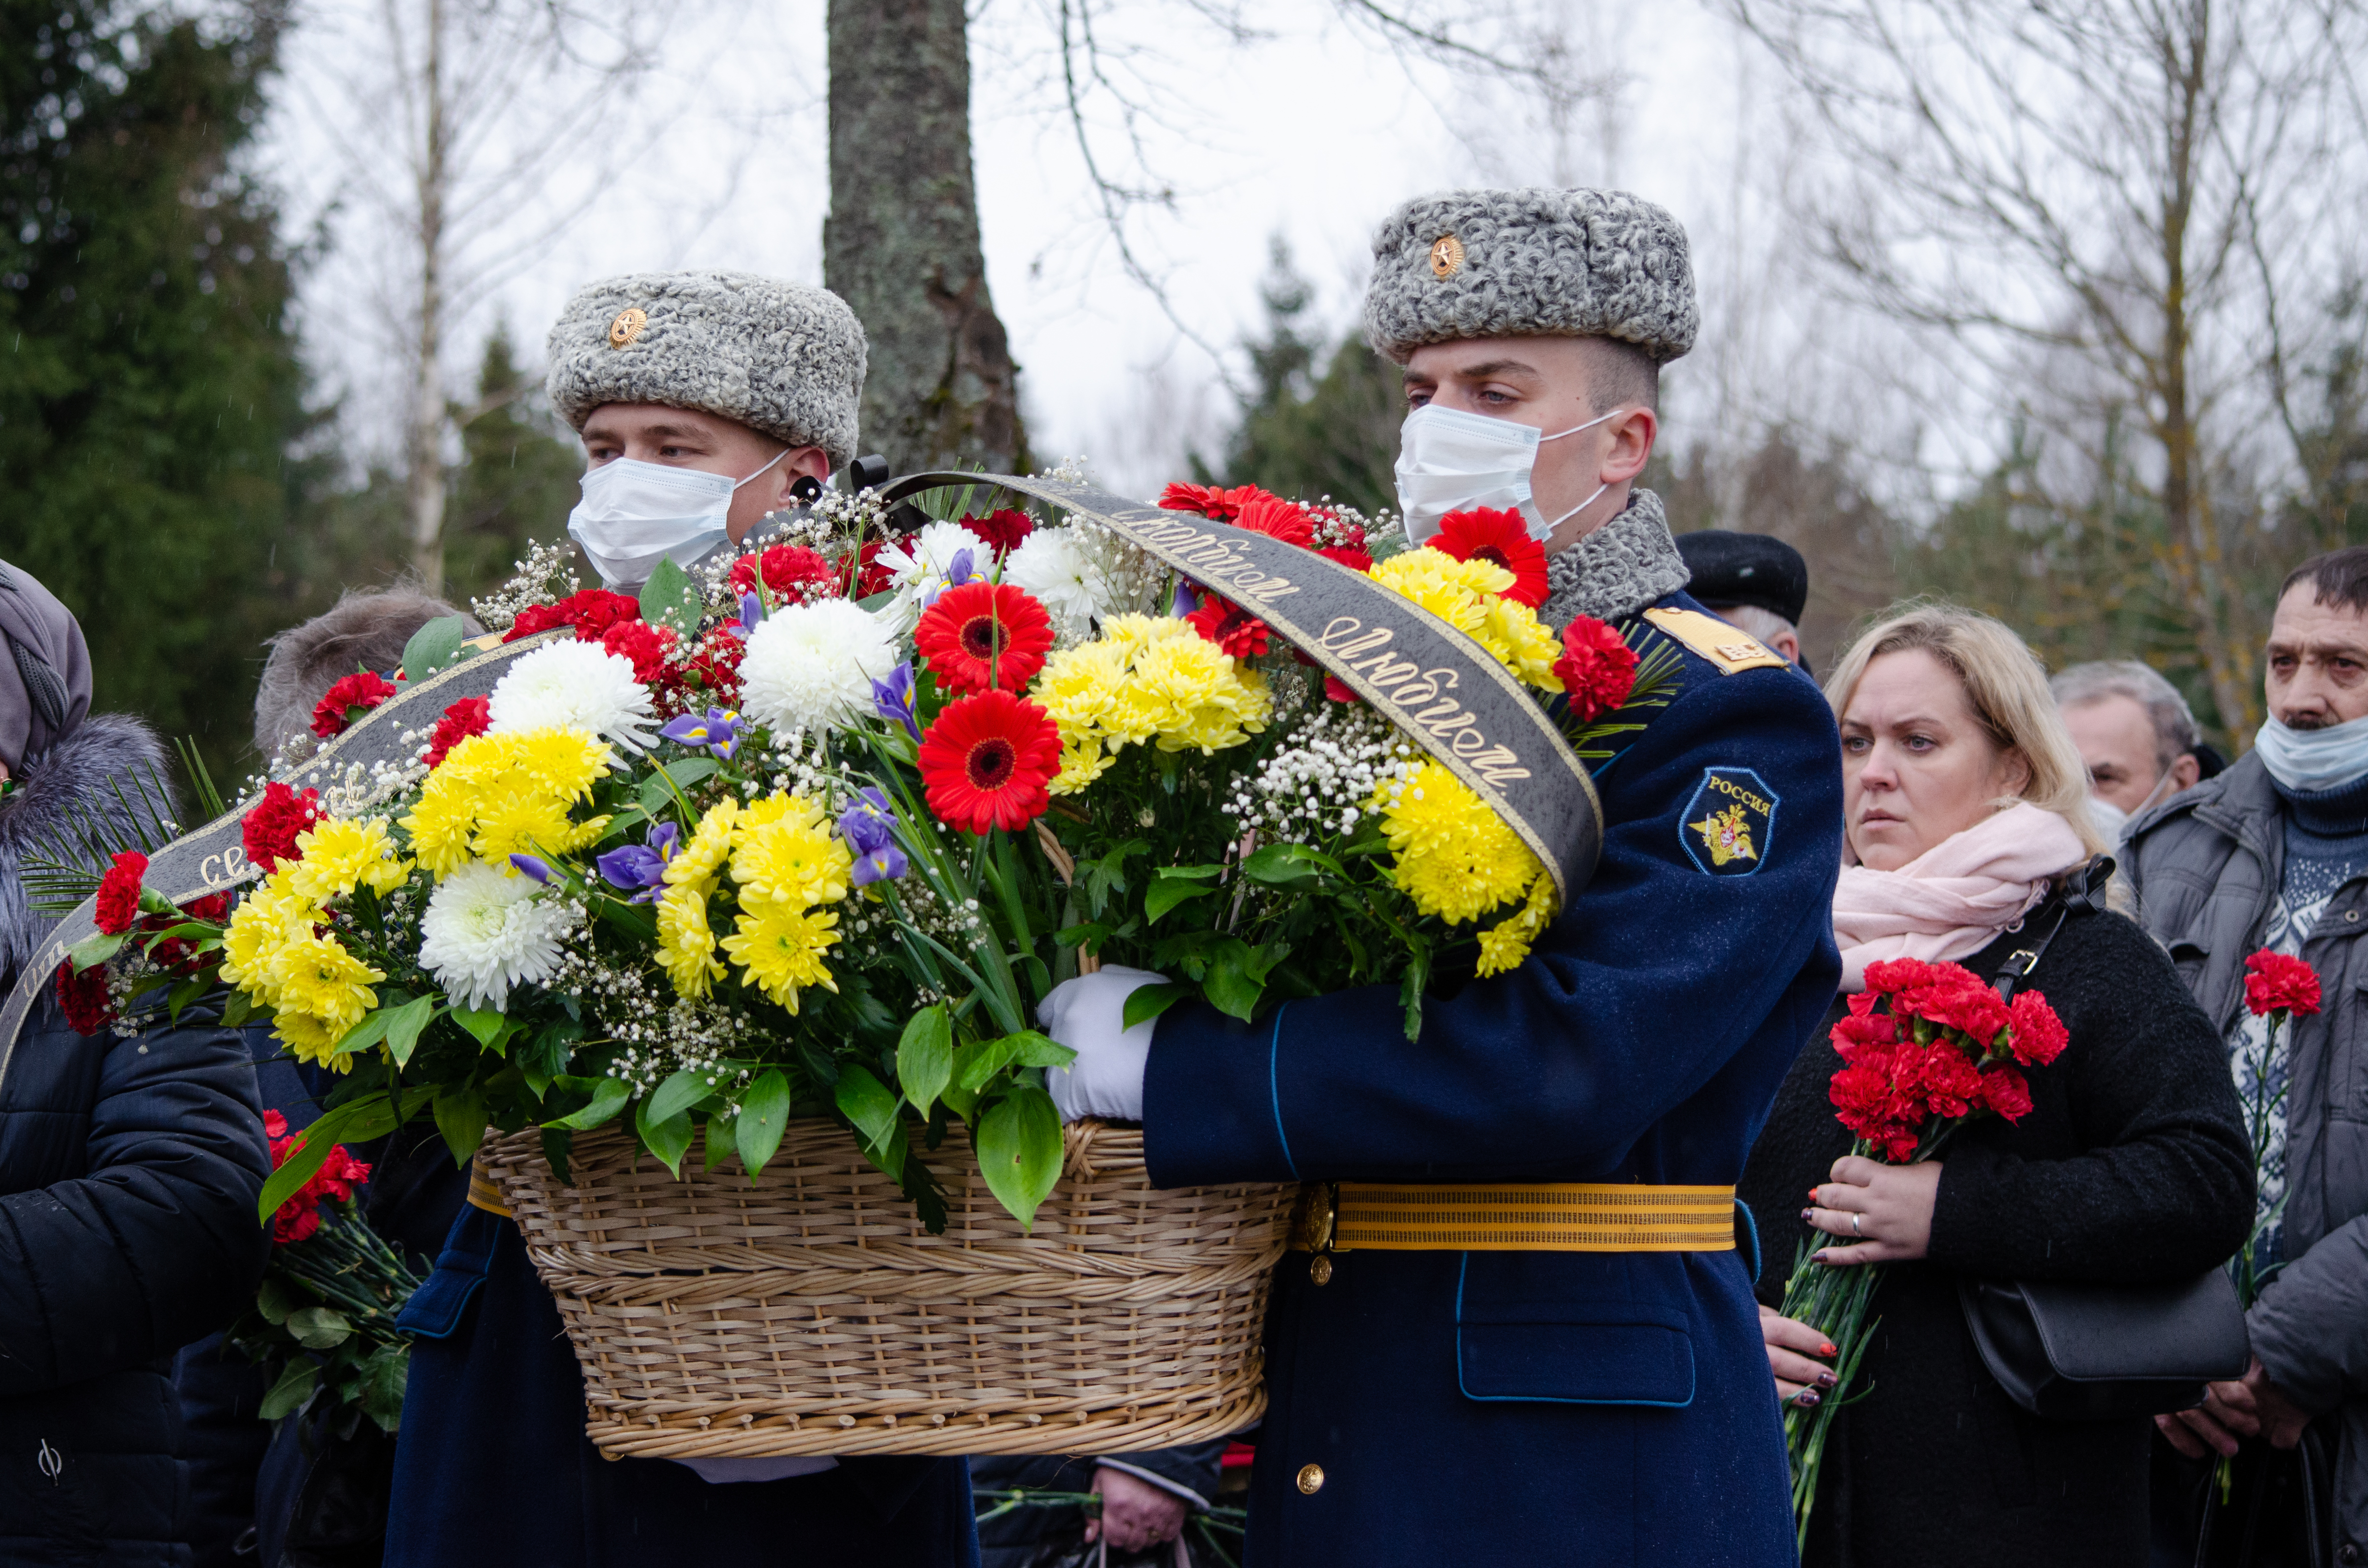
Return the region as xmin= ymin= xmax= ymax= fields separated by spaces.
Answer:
xmin=548 ymin=1078 xmax=629 ymax=1131
xmin=635 ymin=1097 xmax=694 ymax=1178
xmin=645 ymin=1068 xmax=711 ymax=1128
xmin=895 ymin=1005 xmax=954 ymax=1114
xmin=736 ymin=1069 xmax=792 ymax=1176
xmin=399 ymin=615 xmax=469 ymax=682
xmin=834 ymin=1064 xmax=901 ymax=1149
xmin=976 ymin=1087 xmax=1064 ymax=1231
xmin=257 ymin=1359 xmax=319 ymax=1422
xmin=433 ymin=1086 xmax=489 ymax=1168
xmin=285 ymin=1306 xmax=353 ymax=1351
xmin=639 ymin=556 xmax=703 ymax=635
xmin=1121 ymin=981 xmax=1195 ymax=1032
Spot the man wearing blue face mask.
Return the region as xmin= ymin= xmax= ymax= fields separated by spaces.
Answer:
xmin=1035 ymin=188 xmax=1846 ymax=1566
xmin=542 ymin=270 xmax=866 ymax=593
xmin=2126 ymin=547 xmax=2368 ymax=1565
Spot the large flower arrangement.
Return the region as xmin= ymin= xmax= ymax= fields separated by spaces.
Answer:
xmin=1780 ymin=957 xmax=2068 ymax=1547
xmin=71 ymin=470 xmax=1676 ymax=1234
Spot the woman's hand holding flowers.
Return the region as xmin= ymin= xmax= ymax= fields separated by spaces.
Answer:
xmin=1803 ymin=1154 xmax=1941 ymax=1264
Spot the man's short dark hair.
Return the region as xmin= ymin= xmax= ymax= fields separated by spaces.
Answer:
xmin=1583 ymin=336 xmax=1660 ymax=414
xmin=2280 ymin=546 xmax=2368 ymax=614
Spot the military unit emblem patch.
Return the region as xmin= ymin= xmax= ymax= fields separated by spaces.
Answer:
xmin=1682 ymin=766 xmax=1777 ymax=876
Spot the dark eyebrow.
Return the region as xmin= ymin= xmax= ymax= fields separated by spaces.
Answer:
xmin=1450 ymin=358 xmax=1540 ymax=381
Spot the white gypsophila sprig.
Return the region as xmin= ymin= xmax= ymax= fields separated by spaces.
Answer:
xmin=470 ymin=538 xmax=583 ymax=633
xmin=417 ymin=863 xmax=583 ymax=1012
xmin=1224 ymin=702 xmax=1421 ymax=840
xmin=737 ymin=598 xmax=898 ymax=737
xmin=487 ymin=640 xmax=659 ymax=752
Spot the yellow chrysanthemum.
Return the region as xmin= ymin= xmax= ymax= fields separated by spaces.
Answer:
xmin=654 ymin=878 xmax=725 ymax=998
xmin=1049 ymin=735 xmax=1115 ymax=796
xmin=286 ymin=816 xmax=412 ymax=905
xmin=265 ymin=929 xmax=383 ymax=1038
xmin=219 ymin=876 xmax=318 ymax=1000
xmin=667 ymin=800 xmax=740 ymax=888
xmin=1476 ymin=869 xmax=1561 ymax=977
xmin=1033 ymin=639 xmax=1131 ymax=744
xmin=271 ymin=1009 xmax=352 ymax=1073
xmin=1369 ymin=547 xmax=1563 ymax=693
xmin=730 ymin=794 xmax=852 ymax=910
xmin=1373 ymin=761 xmax=1543 ymax=924
xmin=399 ymin=728 xmax=612 ymax=877
xmin=720 ymin=901 xmax=841 ymax=1013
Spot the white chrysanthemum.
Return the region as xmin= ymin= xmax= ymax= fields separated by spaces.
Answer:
xmin=739 ymin=598 xmax=898 ymax=735
xmin=417 ymin=861 xmax=576 ymax=1012
xmin=1004 ymin=526 xmax=1114 ymax=638
xmin=487 ymin=640 xmax=658 ymax=752
xmin=875 ymin=519 xmax=990 ymax=620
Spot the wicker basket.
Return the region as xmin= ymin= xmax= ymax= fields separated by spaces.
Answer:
xmin=480 ymin=1119 xmax=1294 ymax=1460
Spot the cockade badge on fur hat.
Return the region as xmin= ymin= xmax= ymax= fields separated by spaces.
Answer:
xmin=546 ymin=271 xmax=868 ymax=469
xmin=1363 ymin=187 xmax=1699 ymax=365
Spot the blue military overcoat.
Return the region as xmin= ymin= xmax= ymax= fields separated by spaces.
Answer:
xmin=1143 ymin=590 xmax=1844 ymax=1566
xmin=385 ymin=1204 xmax=980 ymax=1566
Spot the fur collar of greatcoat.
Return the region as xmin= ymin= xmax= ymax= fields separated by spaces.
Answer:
xmin=0 ymin=715 xmax=178 ymax=985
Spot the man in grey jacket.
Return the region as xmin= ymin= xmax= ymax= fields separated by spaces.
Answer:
xmin=2127 ymin=546 xmax=2368 ymax=1565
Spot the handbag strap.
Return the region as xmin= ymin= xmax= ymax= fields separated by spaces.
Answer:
xmin=1991 ymin=854 xmax=2113 ymax=1002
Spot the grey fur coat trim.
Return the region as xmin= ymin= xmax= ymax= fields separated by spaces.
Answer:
xmin=1539 ymin=489 xmax=1691 ymax=629
xmin=0 ymin=715 xmax=178 ymax=985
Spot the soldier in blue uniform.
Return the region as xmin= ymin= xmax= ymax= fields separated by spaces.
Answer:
xmin=383 ymin=271 xmax=978 ymax=1568
xmin=1040 ymin=188 xmax=1844 ymax=1565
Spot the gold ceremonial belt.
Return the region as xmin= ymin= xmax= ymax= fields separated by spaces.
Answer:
xmin=467 ymin=1157 xmax=513 ymax=1219
xmin=1289 ymin=1181 xmax=1737 ymax=1254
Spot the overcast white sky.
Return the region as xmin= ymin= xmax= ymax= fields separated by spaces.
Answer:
xmin=269 ymin=0 xmax=1846 ymax=502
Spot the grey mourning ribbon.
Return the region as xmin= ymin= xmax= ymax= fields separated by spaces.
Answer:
xmin=881 ymin=471 xmax=1603 ymax=899
xmin=0 ymin=632 xmax=568 ymax=1081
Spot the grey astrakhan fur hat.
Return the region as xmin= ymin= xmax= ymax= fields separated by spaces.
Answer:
xmin=254 ymin=589 xmax=482 ymax=761
xmin=1362 ymin=187 xmax=1699 ymax=365
xmin=545 ymin=271 xmax=867 ymax=469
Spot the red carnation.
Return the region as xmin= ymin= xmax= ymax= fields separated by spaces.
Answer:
xmin=917 ymin=689 xmax=1062 ymax=835
xmin=853 ymin=538 xmax=897 ymax=598
xmin=263 ymin=1111 xmax=374 ymax=1246
xmin=1898 ymin=974 xmax=2010 ymax=1047
xmin=242 ymin=782 xmax=323 ymax=873
xmin=730 ymin=545 xmax=843 ymax=606
xmin=1185 ymin=595 xmax=1271 ymax=659
xmin=1317 ymin=543 xmax=1375 ymax=574
xmin=600 ymin=618 xmax=680 ymax=687
xmin=961 ymin=509 xmax=1036 ymax=557
xmin=1913 ymin=1041 xmax=1987 ymax=1119
xmin=310 ymin=671 xmax=398 ymax=739
xmin=1976 ymin=1066 xmax=2034 ymax=1122
xmin=2005 ymin=989 xmax=2069 ymax=1067
xmin=1553 ymin=617 xmax=1640 ymax=723
xmin=56 ymin=962 xmax=114 ymax=1036
xmin=681 ymin=628 xmax=747 ymax=704
xmin=1434 ymin=508 xmax=1550 ymax=608
xmin=504 ymin=588 xmax=641 ymax=644
xmin=2243 ymin=950 xmax=2321 ymax=1020
xmin=1829 ymin=992 xmax=1898 ymax=1057
xmin=1323 ymin=674 xmax=1360 ymax=704
xmin=94 ymin=851 xmax=148 ymax=936
xmin=1864 ymin=956 xmax=1942 ymax=995
xmin=914 ymin=582 xmax=1056 ymax=695
xmin=1228 ymin=491 xmax=1318 ymax=550
xmin=423 ymin=696 xmax=492 ymax=770
xmin=1158 ymin=481 xmax=1260 ymax=522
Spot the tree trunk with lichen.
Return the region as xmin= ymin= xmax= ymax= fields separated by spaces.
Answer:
xmin=824 ymin=0 xmax=1026 ymax=476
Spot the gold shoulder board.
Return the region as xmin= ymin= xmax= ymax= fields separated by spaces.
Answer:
xmin=1640 ymin=607 xmax=1790 ymax=675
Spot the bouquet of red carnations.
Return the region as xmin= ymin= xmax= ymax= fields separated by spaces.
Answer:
xmin=1781 ymin=956 xmax=2068 ymax=1546
xmin=225 ymin=1114 xmax=422 ymax=1436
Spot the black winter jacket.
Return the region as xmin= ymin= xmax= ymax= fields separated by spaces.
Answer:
xmin=0 ymin=716 xmax=271 ymax=1566
xmin=1739 ymin=890 xmax=2255 ymax=1568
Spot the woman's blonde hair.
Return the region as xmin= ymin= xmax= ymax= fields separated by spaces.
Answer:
xmin=1824 ymin=600 xmax=2107 ymax=859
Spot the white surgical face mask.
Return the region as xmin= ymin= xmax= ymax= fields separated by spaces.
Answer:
xmin=1392 ymin=403 xmax=1625 ymax=544
xmin=2086 ymin=766 xmax=2178 ymax=846
xmin=2254 ymin=712 xmax=2368 ymax=795
xmin=566 ymin=449 xmax=790 ymax=589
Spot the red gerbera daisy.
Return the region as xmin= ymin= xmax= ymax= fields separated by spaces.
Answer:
xmin=1433 ymin=508 xmax=1549 ymax=608
xmin=729 ymin=545 xmax=843 ymax=606
xmin=1157 ymin=481 xmax=1262 ymax=521
xmin=423 ymin=696 xmax=492 ymax=769
xmin=1317 ymin=543 xmax=1375 ymax=574
xmin=917 ymin=689 xmax=1062 ymax=835
xmin=1228 ymin=491 xmax=1318 ymax=549
xmin=960 ymin=509 xmax=1036 ymax=557
xmin=310 ymin=671 xmax=399 ymax=738
xmin=913 ymin=582 xmax=1055 ymax=695
xmin=1185 ymin=595 xmax=1271 ymax=658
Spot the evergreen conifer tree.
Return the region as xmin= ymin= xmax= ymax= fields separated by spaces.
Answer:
xmin=0 ymin=0 xmax=309 ymax=779
xmin=441 ymin=324 xmax=585 ymax=604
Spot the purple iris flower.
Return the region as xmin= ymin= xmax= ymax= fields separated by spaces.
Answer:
xmin=851 ymin=842 xmax=910 ymax=887
xmin=595 ymin=822 xmax=680 ymax=904
xmin=840 ymin=787 xmax=908 ymax=886
xmin=509 ymin=854 xmax=555 ymax=884
xmin=872 ymin=662 xmax=922 ymax=741
xmin=659 ymin=706 xmax=743 ymax=760
xmin=1172 ymin=579 xmax=1200 ymax=617
xmin=921 ymin=548 xmax=986 ymax=608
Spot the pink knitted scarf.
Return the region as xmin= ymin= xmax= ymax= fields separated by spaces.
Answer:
xmin=1831 ymin=802 xmax=2087 ymax=991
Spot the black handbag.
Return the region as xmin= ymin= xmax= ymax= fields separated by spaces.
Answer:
xmin=1955 ymin=860 xmax=2253 ymax=1422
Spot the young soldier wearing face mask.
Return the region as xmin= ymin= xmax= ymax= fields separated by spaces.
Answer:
xmin=542 ymin=271 xmax=865 ymax=593
xmin=1033 ymin=189 xmax=1847 ymax=1567
xmin=383 ymin=271 xmax=980 ymax=1568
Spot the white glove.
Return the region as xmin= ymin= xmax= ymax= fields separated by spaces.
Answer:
xmin=1039 ymin=964 xmax=1168 ymax=1123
